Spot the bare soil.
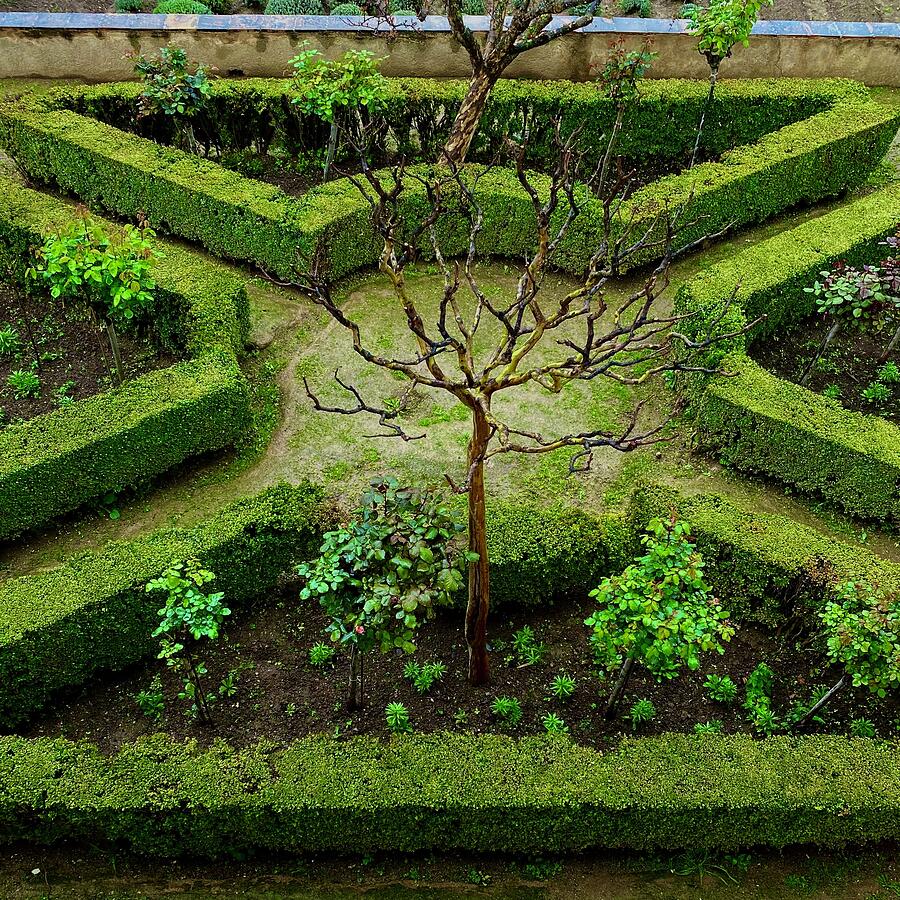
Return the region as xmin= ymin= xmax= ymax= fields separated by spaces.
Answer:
xmin=750 ymin=312 xmax=900 ymax=426
xmin=0 ymin=281 xmax=173 ymax=426
xmin=15 ymin=583 xmax=897 ymax=754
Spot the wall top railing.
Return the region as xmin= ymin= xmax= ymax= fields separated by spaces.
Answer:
xmin=0 ymin=14 xmax=898 ymax=83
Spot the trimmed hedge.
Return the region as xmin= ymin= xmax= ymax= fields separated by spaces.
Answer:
xmin=627 ymin=481 xmax=900 ymax=623
xmin=0 ymin=176 xmax=251 ymax=540
xmin=675 ymin=182 xmax=900 ymax=523
xmin=0 ymin=79 xmax=895 ymax=279
xmin=2 ymin=731 xmax=900 ymax=855
xmin=0 ymin=482 xmax=324 ymax=728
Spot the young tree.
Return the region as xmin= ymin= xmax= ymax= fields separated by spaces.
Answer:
xmin=585 ymin=517 xmax=734 ymax=718
xmin=684 ymin=0 xmax=773 ymax=167
xmin=146 ymin=560 xmax=231 ymax=726
xmin=796 ymin=580 xmax=900 ymax=728
xmin=297 ymin=478 xmax=468 ymax=708
xmin=29 ymin=215 xmax=158 ymax=385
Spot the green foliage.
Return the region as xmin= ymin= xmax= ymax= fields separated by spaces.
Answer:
xmin=134 ymin=48 xmax=212 ymax=120
xmin=820 ymin=581 xmax=900 ymax=698
xmin=618 ymin=0 xmax=651 ymax=15
xmin=289 ymin=45 xmax=387 ymax=123
xmin=878 ymin=362 xmax=900 ymax=384
xmin=461 ymin=0 xmax=484 ymax=11
xmin=849 ymin=718 xmax=876 ymax=738
xmin=629 ymin=698 xmax=657 ymax=730
xmin=586 ymin=518 xmax=734 ymax=680
xmin=511 ymin=626 xmax=547 ymax=666
xmin=329 ymin=2 xmax=362 ymax=12
xmin=686 ymin=0 xmax=774 ymax=67
xmin=542 ymin=713 xmax=568 ymax=735
xmin=30 ymin=216 xmax=157 ymax=328
xmin=134 ymin=674 xmax=164 ymax=721
xmin=153 ymin=0 xmax=213 ymax=10
xmin=0 ymin=324 xmax=19 ymax=356
xmin=804 ymin=265 xmax=886 ymax=322
xmin=862 ymin=381 xmax=890 ymax=405
xmin=694 ymin=720 xmax=723 ymax=734
xmin=309 ymin=642 xmax=335 ymax=666
xmin=491 ymin=696 xmax=523 ymax=727
xmin=403 ymin=660 xmax=447 ymax=694
xmin=744 ymin=663 xmax=778 ymax=734
xmin=297 ymin=478 xmax=467 ymax=657
xmin=595 ymin=39 xmax=657 ymax=104
xmin=6 ymin=367 xmax=39 ymax=399
xmin=704 ymin=674 xmax=738 ymax=704
xmin=265 ymin=0 xmax=324 ymax=11
xmin=147 ymin=560 xmax=231 ymax=723
xmin=385 ymin=701 xmax=412 ymax=734
xmin=550 ymin=673 xmax=576 ymax=701
xmin=116 ymin=0 xmax=144 ymax=10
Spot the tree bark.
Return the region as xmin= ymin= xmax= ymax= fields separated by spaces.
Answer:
xmin=801 ymin=319 xmax=841 ymax=387
xmin=105 ymin=320 xmax=125 ymax=386
xmin=795 ymin=675 xmax=845 ymax=730
xmin=465 ymin=408 xmax=492 ymax=686
xmin=690 ymin=58 xmax=720 ymax=170
xmin=323 ymin=119 xmax=339 ymax=182
xmin=882 ymin=321 xmax=900 ymax=361
xmin=604 ymin=656 xmax=635 ymax=720
xmin=443 ymin=68 xmax=497 ymax=167
xmin=348 ymin=643 xmax=364 ymax=710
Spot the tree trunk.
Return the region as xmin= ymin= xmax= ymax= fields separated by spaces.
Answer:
xmin=690 ymin=59 xmax=720 ymax=170
xmin=795 ymin=675 xmax=845 ymax=730
xmin=443 ymin=68 xmax=497 ymax=167
xmin=465 ymin=409 xmax=492 ymax=686
xmin=604 ymin=656 xmax=635 ymax=720
xmin=348 ymin=643 xmax=364 ymax=710
xmin=187 ymin=653 xmax=212 ymax=726
xmin=105 ymin=320 xmax=125 ymax=386
xmin=323 ymin=119 xmax=339 ymax=182
xmin=801 ymin=319 xmax=841 ymax=386
xmin=882 ymin=321 xmax=900 ymax=361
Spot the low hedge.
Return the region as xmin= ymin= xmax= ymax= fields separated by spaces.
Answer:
xmin=0 ymin=176 xmax=252 ymax=540
xmin=0 ymin=79 xmax=895 ymax=279
xmin=674 ymin=182 xmax=900 ymax=523
xmin=1 ymin=731 xmax=899 ymax=855
xmin=0 ymin=482 xmax=324 ymax=728
xmin=627 ymin=481 xmax=900 ymax=623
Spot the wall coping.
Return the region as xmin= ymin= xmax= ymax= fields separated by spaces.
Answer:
xmin=0 ymin=12 xmax=898 ymax=38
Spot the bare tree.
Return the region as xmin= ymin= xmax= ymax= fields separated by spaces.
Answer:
xmin=284 ymin=111 xmax=745 ymax=686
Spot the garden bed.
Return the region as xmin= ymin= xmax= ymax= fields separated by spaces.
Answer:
xmin=17 ymin=579 xmax=896 ymax=754
xmin=0 ymin=280 xmax=173 ymax=426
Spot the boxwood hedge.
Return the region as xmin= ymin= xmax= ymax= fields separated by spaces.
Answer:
xmin=0 ymin=78 xmax=895 ymax=279
xmin=675 ymin=182 xmax=900 ymax=524
xmin=0 ymin=176 xmax=252 ymax=540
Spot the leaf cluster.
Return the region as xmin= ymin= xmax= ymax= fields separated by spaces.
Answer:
xmin=134 ymin=47 xmax=212 ymax=120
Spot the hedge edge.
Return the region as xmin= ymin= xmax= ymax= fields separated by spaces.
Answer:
xmin=674 ymin=181 xmax=900 ymax=524
xmin=0 ymin=174 xmax=252 ymax=541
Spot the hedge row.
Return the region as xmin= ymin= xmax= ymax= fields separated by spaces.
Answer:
xmin=0 ymin=482 xmax=324 ymax=727
xmin=2 ymin=731 xmax=899 ymax=856
xmin=0 ymin=175 xmax=252 ymax=540
xmin=52 ymin=76 xmax=867 ymax=168
xmin=0 ymin=79 xmax=895 ymax=279
xmin=628 ymin=481 xmax=900 ymax=624
xmin=674 ymin=182 xmax=900 ymax=524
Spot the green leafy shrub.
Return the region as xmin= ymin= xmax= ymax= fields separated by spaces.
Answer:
xmin=704 ymin=674 xmax=738 ymax=704
xmin=385 ymin=701 xmax=412 ymax=734
xmin=116 ymin=0 xmax=144 ymax=10
xmin=297 ymin=478 xmax=466 ymax=707
xmin=134 ymin=674 xmax=164 ymax=720
xmin=511 ymin=626 xmax=547 ymax=666
xmin=461 ymin=0 xmax=484 ymax=10
xmin=265 ymin=0 xmax=324 ymax=13
xmin=550 ymin=674 xmax=576 ymax=701
xmin=629 ymin=698 xmax=656 ymax=730
xmin=6 ymin=367 xmax=39 ymax=399
xmin=542 ymin=713 xmax=568 ymax=735
xmin=153 ymin=0 xmax=213 ymax=11
xmin=330 ymin=2 xmax=362 ymax=12
xmin=491 ymin=696 xmax=523 ymax=727
xmin=849 ymin=718 xmax=876 ymax=738
xmin=147 ymin=560 xmax=231 ymax=724
xmin=618 ymin=0 xmax=651 ymax=15
xmin=694 ymin=720 xmax=723 ymax=734
xmin=403 ymin=660 xmax=447 ymax=694
xmin=309 ymin=642 xmax=335 ymax=666
xmin=0 ymin=324 xmax=19 ymax=356
xmin=744 ymin=663 xmax=778 ymax=734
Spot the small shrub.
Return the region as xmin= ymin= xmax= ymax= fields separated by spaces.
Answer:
xmin=385 ymin=701 xmax=412 ymax=734
xmin=461 ymin=0 xmax=485 ymax=11
xmin=330 ymin=2 xmax=362 ymax=11
xmin=491 ymin=696 xmax=523 ymax=726
xmin=878 ymin=361 xmax=900 ymax=384
xmin=694 ymin=720 xmax=723 ymax=734
xmin=266 ymin=0 xmax=324 ymax=13
xmin=0 ymin=324 xmax=19 ymax=357
xmin=542 ymin=712 xmax=568 ymax=735
xmin=6 ymin=368 xmax=40 ymax=400
xmin=511 ymin=626 xmax=547 ymax=666
xmin=862 ymin=381 xmax=891 ymax=405
xmin=704 ymin=673 xmax=738 ymax=704
xmin=629 ymin=698 xmax=656 ymax=731
xmin=849 ymin=717 xmax=876 ymax=738
xmin=309 ymin=642 xmax=335 ymax=666
xmin=822 ymin=383 xmax=842 ymax=401
xmin=403 ymin=660 xmax=447 ymax=694
xmin=744 ymin=663 xmax=778 ymax=734
xmin=153 ymin=0 xmax=213 ymax=11
xmin=134 ymin=674 xmax=164 ymax=720
xmin=550 ymin=673 xmax=576 ymax=701
xmin=134 ymin=47 xmax=211 ymax=123
xmin=618 ymin=0 xmax=651 ymax=15
xmin=116 ymin=0 xmax=144 ymax=10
